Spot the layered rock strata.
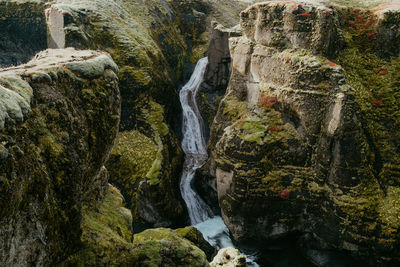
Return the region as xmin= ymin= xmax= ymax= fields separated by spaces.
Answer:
xmin=206 ymin=1 xmax=400 ymax=265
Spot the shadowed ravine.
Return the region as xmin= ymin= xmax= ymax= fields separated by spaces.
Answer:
xmin=179 ymin=57 xmax=259 ymax=266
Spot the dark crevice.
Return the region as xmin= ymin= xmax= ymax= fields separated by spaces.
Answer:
xmin=0 ymin=4 xmax=47 ymax=67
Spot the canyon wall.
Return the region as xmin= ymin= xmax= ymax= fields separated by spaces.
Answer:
xmin=205 ymin=1 xmax=400 ymax=265
xmin=0 ymin=48 xmax=120 ymax=265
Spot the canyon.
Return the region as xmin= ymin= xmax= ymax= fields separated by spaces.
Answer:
xmin=0 ymin=0 xmax=400 ymax=266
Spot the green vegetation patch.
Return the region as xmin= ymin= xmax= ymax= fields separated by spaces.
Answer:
xmin=338 ymin=47 xmax=400 ymax=186
xmin=109 ymin=130 xmax=158 ymax=199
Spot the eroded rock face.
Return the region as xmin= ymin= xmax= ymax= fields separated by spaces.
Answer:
xmin=0 ymin=48 xmax=120 ymax=266
xmin=208 ymin=1 xmax=400 ymax=265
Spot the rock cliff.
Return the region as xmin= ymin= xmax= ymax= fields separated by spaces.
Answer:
xmin=0 ymin=48 xmax=120 ymax=266
xmin=41 ymin=0 xmax=258 ymax=229
xmin=205 ymin=1 xmax=400 ymax=265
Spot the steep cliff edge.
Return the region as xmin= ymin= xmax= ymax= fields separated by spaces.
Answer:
xmin=207 ymin=1 xmax=400 ymax=265
xmin=0 ymin=48 xmax=120 ymax=266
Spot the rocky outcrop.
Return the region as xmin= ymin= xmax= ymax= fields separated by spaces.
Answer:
xmin=0 ymin=48 xmax=120 ymax=266
xmin=207 ymin=1 xmax=400 ymax=265
xmin=210 ymin=247 xmax=247 ymax=267
xmin=106 ymin=103 xmax=185 ymax=229
xmin=62 ymin=184 xmax=212 ymax=266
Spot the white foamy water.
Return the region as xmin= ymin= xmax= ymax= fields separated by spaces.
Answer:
xmin=179 ymin=58 xmax=259 ymax=266
xmin=179 ymin=57 xmax=213 ymax=225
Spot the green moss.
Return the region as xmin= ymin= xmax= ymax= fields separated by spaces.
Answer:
xmin=38 ymin=134 xmax=64 ymax=157
xmin=222 ymin=95 xmax=249 ymax=121
xmin=378 ymin=186 xmax=400 ymax=230
xmin=141 ymin=100 xmax=170 ymax=184
xmin=146 ymin=100 xmax=169 ymax=138
xmin=132 ymin=228 xmax=209 ymax=267
xmin=109 ymin=130 xmax=158 ymax=203
xmin=338 ymin=47 xmax=400 ymax=186
xmin=262 ymin=171 xmax=284 ymax=195
xmin=225 ymin=107 xmax=299 ymax=146
xmin=62 ymin=185 xmax=210 ymax=266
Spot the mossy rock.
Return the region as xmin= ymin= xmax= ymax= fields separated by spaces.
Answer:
xmin=62 ymin=185 xmax=210 ymax=266
xmin=107 ymin=98 xmax=185 ymax=228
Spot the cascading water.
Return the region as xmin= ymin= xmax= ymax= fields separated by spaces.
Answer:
xmin=179 ymin=57 xmax=259 ymax=266
xmin=179 ymin=57 xmax=213 ymax=225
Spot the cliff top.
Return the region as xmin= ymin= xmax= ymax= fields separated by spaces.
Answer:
xmin=249 ymin=0 xmax=400 ymax=9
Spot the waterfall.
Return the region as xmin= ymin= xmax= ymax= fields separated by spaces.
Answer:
xmin=179 ymin=57 xmax=259 ymax=266
xmin=179 ymin=57 xmax=213 ymax=225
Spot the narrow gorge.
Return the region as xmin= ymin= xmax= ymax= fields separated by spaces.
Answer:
xmin=1 ymin=0 xmax=400 ymax=266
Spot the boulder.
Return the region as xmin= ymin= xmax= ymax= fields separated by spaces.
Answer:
xmin=210 ymin=247 xmax=247 ymax=267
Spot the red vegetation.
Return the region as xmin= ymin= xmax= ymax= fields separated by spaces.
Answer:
xmin=345 ymin=10 xmax=378 ymax=49
xmin=366 ymin=32 xmax=376 ymax=38
xmin=258 ymin=94 xmax=278 ymax=109
xmin=298 ymin=4 xmax=302 ymax=8
xmin=372 ymin=99 xmax=383 ymax=106
xmin=300 ymin=12 xmax=312 ymax=18
xmin=388 ymin=227 xmax=394 ymax=234
xmin=378 ymin=70 xmax=388 ymax=76
xmin=283 ymin=56 xmax=291 ymax=62
xmin=327 ymin=61 xmax=337 ymax=67
xmin=268 ymin=126 xmax=279 ymax=131
xmin=280 ymin=190 xmax=290 ymax=200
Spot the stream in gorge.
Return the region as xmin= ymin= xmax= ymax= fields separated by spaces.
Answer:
xmin=179 ymin=57 xmax=260 ymax=266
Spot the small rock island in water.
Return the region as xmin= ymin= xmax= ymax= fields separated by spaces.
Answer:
xmin=1 ymin=0 xmax=400 ymax=266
